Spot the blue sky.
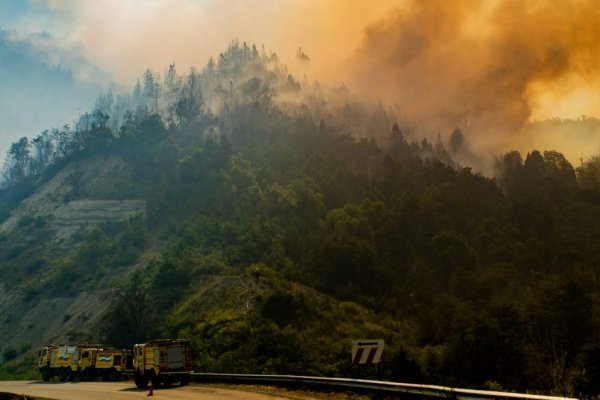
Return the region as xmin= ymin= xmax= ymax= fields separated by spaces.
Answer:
xmin=0 ymin=0 xmax=74 ymax=40
xmin=0 ymin=0 xmax=28 ymax=26
xmin=0 ymin=1 xmax=100 ymax=161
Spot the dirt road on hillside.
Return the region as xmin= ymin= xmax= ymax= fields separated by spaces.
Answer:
xmin=0 ymin=381 xmax=320 ymax=400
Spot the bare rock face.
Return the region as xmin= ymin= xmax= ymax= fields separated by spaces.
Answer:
xmin=50 ymin=199 xmax=145 ymax=242
xmin=1 ymin=154 xmax=145 ymax=239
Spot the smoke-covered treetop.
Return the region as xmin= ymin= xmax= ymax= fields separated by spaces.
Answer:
xmin=0 ymin=39 xmax=398 ymax=188
xmin=4 ymin=38 xmax=600 ymax=194
xmin=3 ymin=1 xmax=600 ymax=163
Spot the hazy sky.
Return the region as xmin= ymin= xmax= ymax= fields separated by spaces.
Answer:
xmin=0 ymin=0 xmax=396 ymax=83
xmin=2 ymin=0 xmax=600 ymax=164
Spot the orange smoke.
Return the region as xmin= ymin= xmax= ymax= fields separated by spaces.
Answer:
xmin=29 ymin=0 xmax=600 ymax=162
xmin=346 ymin=0 xmax=600 ymax=159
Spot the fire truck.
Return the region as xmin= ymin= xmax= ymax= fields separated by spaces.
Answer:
xmin=132 ymin=339 xmax=192 ymax=387
xmin=78 ymin=345 xmax=132 ymax=381
xmin=38 ymin=344 xmax=132 ymax=381
xmin=38 ymin=345 xmax=78 ymax=381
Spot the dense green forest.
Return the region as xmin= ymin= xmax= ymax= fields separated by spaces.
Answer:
xmin=3 ymin=41 xmax=600 ymax=396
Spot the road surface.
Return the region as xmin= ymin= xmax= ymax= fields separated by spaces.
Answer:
xmin=0 ymin=380 xmax=322 ymax=400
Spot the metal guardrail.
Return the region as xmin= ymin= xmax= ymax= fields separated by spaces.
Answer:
xmin=191 ymin=373 xmax=578 ymax=400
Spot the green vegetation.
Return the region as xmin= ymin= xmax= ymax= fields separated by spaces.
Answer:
xmin=0 ymin=343 xmax=36 ymax=381
xmin=0 ymin=356 xmax=38 ymax=381
xmin=3 ymin=41 xmax=600 ymax=396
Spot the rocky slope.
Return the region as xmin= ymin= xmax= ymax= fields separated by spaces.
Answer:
xmin=0 ymin=154 xmax=145 ymax=352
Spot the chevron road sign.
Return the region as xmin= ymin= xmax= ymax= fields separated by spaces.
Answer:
xmin=351 ymin=339 xmax=384 ymax=364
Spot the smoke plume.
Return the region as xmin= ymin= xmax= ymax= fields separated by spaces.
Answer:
xmin=346 ymin=0 xmax=600 ymax=160
xmin=6 ymin=0 xmax=600 ymax=164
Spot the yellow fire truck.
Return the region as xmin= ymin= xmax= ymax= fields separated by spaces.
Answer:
xmin=38 ymin=345 xmax=79 ymax=381
xmin=132 ymin=339 xmax=192 ymax=387
xmin=38 ymin=344 xmax=132 ymax=381
xmin=78 ymin=346 xmax=132 ymax=381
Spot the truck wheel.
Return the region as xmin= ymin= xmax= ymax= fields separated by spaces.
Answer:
xmin=150 ymin=374 xmax=161 ymax=388
xmin=83 ymin=368 xmax=95 ymax=381
xmin=107 ymin=368 xmax=118 ymax=382
xmin=41 ymin=367 xmax=50 ymax=382
xmin=102 ymin=370 xmax=115 ymax=381
xmin=133 ymin=372 xmax=148 ymax=389
xmin=58 ymin=368 xmax=67 ymax=382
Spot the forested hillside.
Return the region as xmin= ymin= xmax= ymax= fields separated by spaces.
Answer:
xmin=2 ymin=41 xmax=600 ymax=396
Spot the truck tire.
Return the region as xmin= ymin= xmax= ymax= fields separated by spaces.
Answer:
xmin=83 ymin=368 xmax=95 ymax=381
xmin=133 ymin=372 xmax=148 ymax=389
xmin=58 ymin=368 xmax=67 ymax=382
xmin=150 ymin=375 xmax=162 ymax=388
xmin=41 ymin=367 xmax=51 ymax=382
xmin=102 ymin=368 xmax=119 ymax=382
xmin=105 ymin=368 xmax=118 ymax=382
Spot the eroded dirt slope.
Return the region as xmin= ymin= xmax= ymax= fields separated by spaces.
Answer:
xmin=0 ymin=154 xmax=145 ymax=352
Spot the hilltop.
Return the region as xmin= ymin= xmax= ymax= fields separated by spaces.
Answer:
xmin=2 ymin=41 xmax=600 ymax=396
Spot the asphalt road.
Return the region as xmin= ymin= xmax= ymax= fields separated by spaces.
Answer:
xmin=0 ymin=380 xmax=313 ymax=400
